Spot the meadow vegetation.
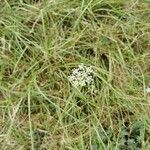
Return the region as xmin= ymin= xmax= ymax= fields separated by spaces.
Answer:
xmin=0 ymin=0 xmax=150 ymax=149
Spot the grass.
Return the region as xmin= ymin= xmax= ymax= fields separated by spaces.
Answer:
xmin=0 ymin=0 xmax=150 ymax=149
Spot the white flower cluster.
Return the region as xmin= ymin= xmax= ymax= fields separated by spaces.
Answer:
xmin=145 ymin=87 xmax=150 ymax=94
xmin=68 ymin=63 xmax=94 ymax=88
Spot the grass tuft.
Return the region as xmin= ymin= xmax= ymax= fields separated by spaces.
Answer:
xmin=0 ymin=0 xmax=150 ymax=149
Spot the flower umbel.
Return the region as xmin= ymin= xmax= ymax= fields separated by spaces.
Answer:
xmin=68 ymin=63 xmax=94 ymax=88
xmin=145 ymin=87 xmax=150 ymax=94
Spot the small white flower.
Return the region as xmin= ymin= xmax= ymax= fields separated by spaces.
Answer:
xmin=78 ymin=63 xmax=84 ymax=69
xmin=86 ymin=76 xmax=93 ymax=84
xmin=86 ymin=66 xmax=93 ymax=73
xmin=145 ymin=87 xmax=150 ymax=94
xmin=72 ymin=80 xmax=79 ymax=87
xmin=68 ymin=63 xmax=94 ymax=88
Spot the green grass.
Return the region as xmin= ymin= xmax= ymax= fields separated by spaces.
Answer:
xmin=0 ymin=0 xmax=150 ymax=149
